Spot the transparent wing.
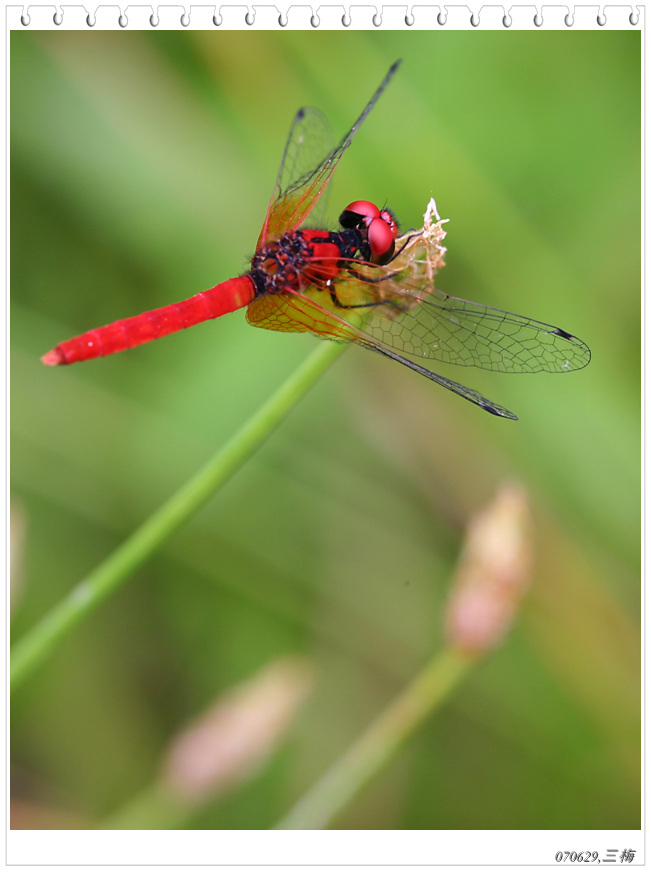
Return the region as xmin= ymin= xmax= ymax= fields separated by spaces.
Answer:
xmin=272 ymin=107 xmax=335 ymax=231
xmin=257 ymin=60 xmax=401 ymax=248
xmin=246 ymin=289 xmax=519 ymax=419
xmin=327 ymin=272 xmax=592 ymax=374
xmin=365 ymin=344 xmax=519 ymax=418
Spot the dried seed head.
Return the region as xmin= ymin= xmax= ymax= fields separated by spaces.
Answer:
xmin=445 ymin=483 xmax=532 ymax=656
xmin=389 ymin=197 xmax=448 ymax=291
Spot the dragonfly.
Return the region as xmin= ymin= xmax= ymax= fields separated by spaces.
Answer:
xmin=42 ymin=60 xmax=590 ymax=420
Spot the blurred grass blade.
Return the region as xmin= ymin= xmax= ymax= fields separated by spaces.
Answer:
xmin=276 ymin=484 xmax=532 ymax=829
xmin=275 ymin=647 xmax=474 ymax=830
xmin=10 ymin=340 xmax=347 ymax=692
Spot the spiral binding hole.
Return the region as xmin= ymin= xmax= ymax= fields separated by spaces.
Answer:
xmin=23 ymin=3 xmax=639 ymax=30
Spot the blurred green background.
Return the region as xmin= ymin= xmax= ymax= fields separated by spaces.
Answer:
xmin=11 ymin=29 xmax=639 ymax=829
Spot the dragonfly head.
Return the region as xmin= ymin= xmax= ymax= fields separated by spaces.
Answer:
xmin=339 ymin=200 xmax=399 ymax=265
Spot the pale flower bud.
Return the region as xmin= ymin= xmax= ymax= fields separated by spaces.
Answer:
xmin=161 ymin=657 xmax=312 ymax=804
xmin=445 ymin=484 xmax=532 ymax=655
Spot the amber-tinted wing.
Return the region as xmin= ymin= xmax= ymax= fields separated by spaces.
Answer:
xmin=268 ymin=107 xmax=335 ymax=234
xmin=245 ymin=287 xmax=363 ymax=342
xmin=257 ymin=60 xmax=401 ymax=249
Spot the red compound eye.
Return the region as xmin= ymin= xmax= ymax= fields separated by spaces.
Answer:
xmin=368 ymin=216 xmax=396 ymax=263
xmin=343 ymin=200 xmax=381 ymax=221
xmin=339 ymin=200 xmax=381 ymax=230
xmin=338 ymin=200 xmax=399 ymax=264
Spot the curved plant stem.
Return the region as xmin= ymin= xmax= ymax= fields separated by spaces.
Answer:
xmin=275 ymin=646 xmax=476 ymax=829
xmin=11 ymin=340 xmax=347 ymax=691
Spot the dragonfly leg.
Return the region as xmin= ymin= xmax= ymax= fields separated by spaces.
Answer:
xmin=328 ymin=287 xmax=375 ymax=309
xmin=390 ymin=231 xmax=423 ymax=261
xmin=343 ymin=266 xmax=402 ymax=286
xmin=328 ymin=287 xmax=407 ymax=315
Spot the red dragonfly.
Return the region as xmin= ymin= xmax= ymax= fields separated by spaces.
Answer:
xmin=42 ymin=61 xmax=590 ymax=420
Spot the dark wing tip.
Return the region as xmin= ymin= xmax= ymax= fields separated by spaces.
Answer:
xmin=552 ymin=328 xmax=591 ymax=371
xmin=482 ymin=403 xmax=518 ymax=420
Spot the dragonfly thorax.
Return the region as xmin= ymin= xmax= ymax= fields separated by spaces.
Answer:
xmin=250 ymin=228 xmax=365 ymax=298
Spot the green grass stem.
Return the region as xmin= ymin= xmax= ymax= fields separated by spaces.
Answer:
xmin=275 ymin=646 xmax=475 ymax=829
xmin=11 ymin=340 xmax=347 ymax=691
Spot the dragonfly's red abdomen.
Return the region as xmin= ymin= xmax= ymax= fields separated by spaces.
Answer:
xmin=42 ymin=276 xmax=256 ymax=365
